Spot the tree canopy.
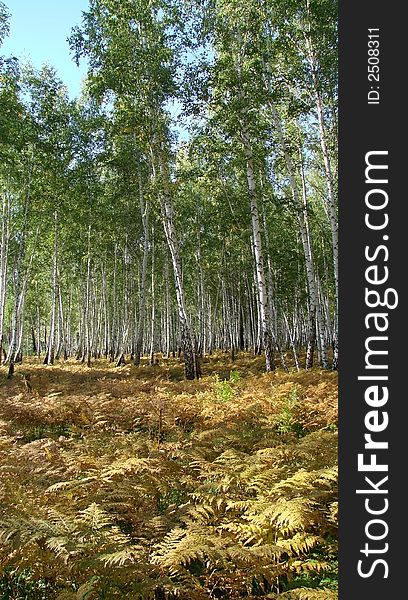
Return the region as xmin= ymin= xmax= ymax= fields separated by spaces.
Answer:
xmin=0 ymin=0 xmax=338 ymax=376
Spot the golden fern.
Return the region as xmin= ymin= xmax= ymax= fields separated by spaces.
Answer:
xmin=0 ymin=359 xmax=337 ymax=598
xmin=268 ymin=589 xmax=338 ymax=599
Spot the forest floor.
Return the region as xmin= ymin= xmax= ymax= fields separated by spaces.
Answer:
xmin=0 ymin=354 xmax=338 ymax=600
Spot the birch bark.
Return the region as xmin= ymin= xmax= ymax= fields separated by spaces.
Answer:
xmin=134 ymin=166 xmax=149 ymax=366
xmin=156 ymin=146 xmax=196 ymax=380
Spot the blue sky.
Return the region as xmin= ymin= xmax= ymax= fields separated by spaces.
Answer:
xmin=2 ymin=0 xmax=89 ymax=98
xmin=1 ymin=0 xmax=191 ymax=141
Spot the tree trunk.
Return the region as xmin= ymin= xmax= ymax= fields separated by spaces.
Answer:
xmin=134 ymin=166 xmax=149 ymax=366
xmin=155 ymin=145 xmax=196 ymax=380
xmin=149 ymin=234 xmax=155 ymax=365
xmin=164 ymin=255 xmax=171 ymax=358
xmin=0 ymin=192 xmax=10 ymax=365
xmin=304 ymin=32 xmax=338 ymax=341
xmin=244 ymin=152 xmax=275 ymax=372
xmin=266 ymin=93 xmax=329 ymax=369
xmin=235 ymin=31 xmax=275 ymax=372
xmin=6 ymin=168 xmax=33 ymax=376
xmin=45 ymin=211 xmax=58 ymax=366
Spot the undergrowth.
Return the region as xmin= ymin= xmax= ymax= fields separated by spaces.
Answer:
xmin=0 ymin=354 xmax=338 ymax=599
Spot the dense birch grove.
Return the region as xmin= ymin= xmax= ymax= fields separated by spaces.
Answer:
xmin=0 ymin=0 xmax=337 ymax=379
xmin=0 ymin=3 xmax=339 ymax=597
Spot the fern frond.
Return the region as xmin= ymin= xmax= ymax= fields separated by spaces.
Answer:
xmin=98 ymin=548 xmax=142 ymax=567
xmin=278 ymin=533 xmax=323 ymax=556
xmin=56 ymin=577 xmax=99 ymax=599
xmin=268 ymin=588 xmax=338 ymax=599
xmin=76 ymin=502 xmax=113 ymax=530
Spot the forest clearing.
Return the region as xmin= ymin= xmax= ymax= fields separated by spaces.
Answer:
xmin=0 ymin=354 xmax=337 ymax=599
xmin=1 ymin=0 xmax=338 ymax=597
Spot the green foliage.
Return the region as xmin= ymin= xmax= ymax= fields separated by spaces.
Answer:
xmin=212 ymin=374 xmax=235 ymax=403
xmin=0 ymin=0 xmax=338 ymax=591
xmin=1 ymin=0 xmax=337 ymax=375
xmin=229 ymin=369 xmax=240 ymax=383
xmin=0 ymin=568 xmax=55 ymax=600
xmin=20 ymin=423 xmax=71 ymax=443
xmin=0 ymin=1 xmax=10 ymax=47
xmin=275 ymin=386 xmax=305 ymax=436
xmin=212 ymin=370 xmax=241 ymax=403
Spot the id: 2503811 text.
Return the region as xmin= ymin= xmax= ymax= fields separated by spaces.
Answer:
xmin=368 ymin=28 xmax=380 ymax=105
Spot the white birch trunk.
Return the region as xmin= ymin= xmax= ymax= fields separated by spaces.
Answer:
xmin=45 ymin=211 xmax=58 ymax=365
xmin=134 ymin=166 xmax=149 ymax=366
xmin=0 ymin=192 xmax=10 ymax=363
xmin=155 ymin=146 xmax=196 ymax=379
xmin=266 ymin=94 xmax=329 ymax=369
xmin=303 ymin=34 xmax=338 ymax=369
xmin=242 ymin=129 xmax=275 ymax=371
